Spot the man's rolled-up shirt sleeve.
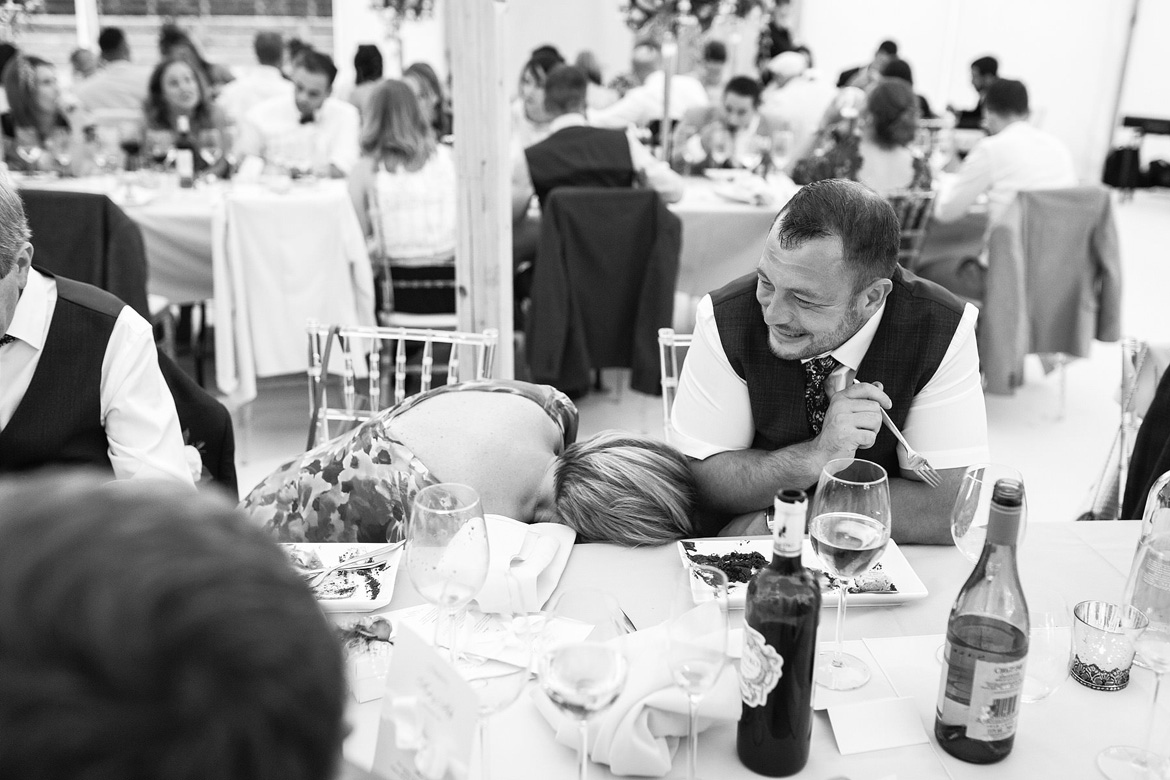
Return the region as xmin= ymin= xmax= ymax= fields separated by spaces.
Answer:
xmin=669 ymin=295 xmax=756 ymax=459
xmin=898 ymin=302 xmax=990 ymax=470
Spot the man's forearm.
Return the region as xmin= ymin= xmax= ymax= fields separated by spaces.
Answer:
xmin=690 ymin=442 xmax=824 ymax=514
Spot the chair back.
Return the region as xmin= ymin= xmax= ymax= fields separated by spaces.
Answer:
xmin=886 ymin=188 xmax=936 ymax=270
xmin=306 ymin=322 xmax=498 ymax=448
xmin=657 ymin=327 xmax=693 ymax=438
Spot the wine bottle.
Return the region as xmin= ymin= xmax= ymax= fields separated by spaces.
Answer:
xmin=174 ymin=114 xmax=196 ymax=188
xmin=935 ymin=478 xmax=1029 ymax=764
xmin=737 ymin=489 xmax=821 ymax=777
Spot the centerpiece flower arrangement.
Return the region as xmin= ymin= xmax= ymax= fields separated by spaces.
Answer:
xmin=0 ymin=0 xmax=43 ymax=43
xmin=621 ymin=0 xmax=770 ymax=33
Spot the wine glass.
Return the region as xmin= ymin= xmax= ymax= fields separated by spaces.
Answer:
xmin=769 ymin=129 xmax=795 ymax=173
xmin=405 ymin=482 xmax=490 ymax=666
xmin=951 ymin=464 xmax=1027 ymax=562
xmin=198 ymin=128 xmax=224 ymax=176
xmin=538 ymin=588 xmax=630 ymax=780
xmin=668 ymin=564 xmax=728 ymax=780
xmin=707 ymin=126 xmax=732 ymax=169
xmin=14 ymin=127 xmax=43 ymax=173
xmin=738 ymin=134 xmax=771 ymax=173
xmin=809 ymin=458 xmax=892 ymax=691
xmin=1097 ymin=626 xmax=1170 ymax=780
xmin=45 ymin=128 xmax=73 ymax=173
xmin=145 ymin=129 xmax=173 ymax=171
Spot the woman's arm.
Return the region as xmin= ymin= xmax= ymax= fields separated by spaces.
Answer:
xmin=347 ymin=156 xmax=375 ymax=243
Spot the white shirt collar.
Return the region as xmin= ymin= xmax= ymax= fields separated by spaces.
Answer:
xmin=6 ymin=268 xmax=49 ymax=350
xmin=799 ymin=300 xmax=887 ymax=373
xmin=548 ymin=112 xmax=589 ymax=134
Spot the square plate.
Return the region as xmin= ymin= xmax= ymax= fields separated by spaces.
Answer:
xmin=677 ymin=537 xmax=928 ymax=608
xmin=282 ymin=543 xmax=403 ymax=613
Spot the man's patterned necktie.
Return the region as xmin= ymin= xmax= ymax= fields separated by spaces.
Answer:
xmin=804 ymin=355 xmax=838 ymax=435
xmin=0 ymin=334 xmax=15 ymax=347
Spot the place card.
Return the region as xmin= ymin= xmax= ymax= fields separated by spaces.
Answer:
xmin=827 ymin=696 xmax=930 ymax=755
xmin=371 ymin=625 xmax=477 ymax=780
xmin=812 ymin=639 xmax=898 ymax=710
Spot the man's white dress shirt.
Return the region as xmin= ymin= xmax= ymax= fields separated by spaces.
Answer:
xmin=513 ymin=113 xmax=685 ymax=205
xmin=934 ymin=120 xmax=1077 ymax=227
xmin=239 ymin=94 xmax=360 ymax=175
xmin=215 ymin=65 xmax=294 ymax=125
xmin=74 ymin=60 xmax=152 ymax=114
xmin=0 ymin=270 xmax=194 ymax=485
xmin=759 ymin=73 xmax=838 ymax=163
xmin=591 ymin=70 xmax=710 ymax=129
xmin=670 ymin=293 xmax=990 ymax=472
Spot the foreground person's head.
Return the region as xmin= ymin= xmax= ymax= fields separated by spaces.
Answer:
xmin=0 ymin=472 xmax=346 ymax=780
xmin=551 ymin=432 xmax=699 ymax=546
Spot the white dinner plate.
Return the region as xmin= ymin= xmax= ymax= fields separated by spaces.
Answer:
xmin=282 ymin=542 xmax=403 ymax=613
xmin=677 ymin=537 xmax=928 ymax=608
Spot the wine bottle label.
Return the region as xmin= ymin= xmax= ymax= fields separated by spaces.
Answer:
xmin=739 ymin=624 xmax=784 ymax=707
xmin=937 ymin=651 xmax=1025 ymax=741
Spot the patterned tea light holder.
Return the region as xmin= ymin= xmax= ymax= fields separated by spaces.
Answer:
xmin=1070 ymin=601 xmax=1150 ymax=691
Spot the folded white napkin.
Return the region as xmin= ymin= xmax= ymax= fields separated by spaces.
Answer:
xmin=473 ymin=515 xmax=575 ymax=615
xmin=532 ymin=609 xmax=741 ymax=777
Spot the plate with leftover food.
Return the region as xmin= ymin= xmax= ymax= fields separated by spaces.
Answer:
xmin=282 ymin=543 xmax=403 ymax=613
xmin=677 ymin=537 xmax=927 ymax=608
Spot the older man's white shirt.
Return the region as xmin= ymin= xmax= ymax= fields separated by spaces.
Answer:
xmin=0 ymin=270 xmax=194 ymax=485
xmin=591 ymin=70 xmax=709 ymax=129
xmin=238 ymin=94 xmax=360 ymax=175
xmin=216 ymin=65 xmax=294 ymax=124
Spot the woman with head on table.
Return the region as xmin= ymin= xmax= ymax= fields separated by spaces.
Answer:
xmin=1 ymin=53 xmax=90 ymax=175
xmin=144 ymin=57 xmax=231 ymax=177
xmin=242 ymin=380 xmax=698 ymax=547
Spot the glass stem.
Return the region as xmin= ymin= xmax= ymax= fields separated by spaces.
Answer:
xmin=439 ymin=606 xmax=459 ymax=666
xmin=686 ymin=694 xmax=700 ymax=780
xmin=1144 ymin=670 xmax=1164 ymax=755
xmin=479 ymin=716 xmax=490 ymax=780
xmin=832 ymin=582 xmax=850 ymax=665
xmin=578 ymin=717 xmax=589 ymax=780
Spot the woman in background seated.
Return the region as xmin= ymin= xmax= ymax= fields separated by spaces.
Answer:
xmin=144 ymin=58 xmax=230 ymax=176
xmin=792 ymin=77 xmax=930 ymax=195
xmin=348 ymin=78 xmax=457 ymax=316
xmin=1 ymin=54 xmax=89 ymax=175
xmin=242 ymin=380 xmax=698 ymax=547
xmin=403 ymin=61 xmax=451 ymax=137
xmin=158 ymin=22 xmax=234 ymax=97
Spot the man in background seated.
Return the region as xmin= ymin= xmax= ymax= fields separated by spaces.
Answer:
xmin=0 ymin=179 xmax=192 ymax=484
xmin=694 ymin=39 xmax=728 ymax=105
xmin=238 ymin=48 xmax=359 ymax=179
xmin=216 ymin=30 xmax=292 ymax=125
xmin=837 ymin=39 xmax=898 ymax=90
xmin=950 ymin=55 xmax=999 ymax=130
xmin=590 ymin=39 xmax=709 ymax=131
xmin=670 ymin=180 xmax=988 ymax=544
xmin=0 ymin=473 xmax=348 ymax=780
xmin=678 ymin=76 xmax=774 ymax=169
xmin=925 ymin=78 xmax=1076 ymax=299
xmin=69 ymin=48 xmax=97 ymax=83
xmin=75 ymin=27 xmax=151 ymax=115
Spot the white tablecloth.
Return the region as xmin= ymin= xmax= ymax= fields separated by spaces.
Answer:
xmin=339 ymin=521 xmax=1169 ymax=779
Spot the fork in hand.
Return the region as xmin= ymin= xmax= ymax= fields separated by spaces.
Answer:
xmin=876 ymin=406 xmax=942 ymax=488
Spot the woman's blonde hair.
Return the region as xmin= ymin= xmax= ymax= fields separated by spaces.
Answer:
xmin=360 ymin=79 xmax=434 ymax=169
xmin=554 ymin=432 xmax=698 ymax=547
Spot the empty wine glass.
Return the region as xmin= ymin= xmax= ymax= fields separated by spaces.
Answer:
xmin=707 ymin=126 xmax=732 ymax=169
xmin=769 ymin=129 xmax=795 ymax=172
xmin=810 ymin=458 xmax=892 ymax=691
xmin=1097 ymin=626 xmax=1170 ymax=779
xmin=952 ymin=464 xmax=1028 ymax=562
xmin=668 ymin=564 xmax=728 ymax=780
xmin=405 ymin=482 xmax=490 ymax=666
xmin=45 ymin=128 xmax=73 ymax=173
xmin=538 ymin=588 xmax=630 ymax=780
xmin=198 ymin=128 xmax=224 ymax=174
xmin=738 ymin=134 xmax=771 ymax=173
xmin=14 ymin=127 xmax=43 ymax=172
xmin=1020 ymin=585 xmax=1071 ymax=704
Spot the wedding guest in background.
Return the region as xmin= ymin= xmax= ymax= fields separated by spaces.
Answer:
xmin=69 ymin=47 xmax=97 ymax=83
xmin=694 ymin=39 xmax=728 ymax=104
xmin=238 ymin=48 xmax=359 ymax=179
xmin=575 ymin=50 xmax=618 ymax=112
xmin=243 ymin=380 xmax=698 ymax=546
xmin=591 ymin=39 xmax=709 ymax=130
xmin=792 ymin=77 xmax=931 ymax=195
xmin=216 ymin=31 xmax=291 ymax=125
xmin=0 ymin=43 xmax=17 ymax=113
xmin=348 ymin=79 xmax=456 ymax=316
xmin=158 ymin=22 xmax=233 ymax=96
xmin=951 ymin=55 xmax=998 ymax=130
xmin=144 ymin=58 xmax=231 ymax=176
xmin=0 ymin=178 xmax=192 ymax=482
xmin=837 ymin=39 xmax=898 ymax=90
xmin=1 ymin=54 xmax=88 ymax=175
xmin=403 ymin=61 xmax=451 ymax=137
xmin=348 ymin=44 xmax=383 ymax=119
xmin=759 ymin=50 xmax=836 ymax=167
xmin=0 ymin=474 xmax=347 ymax=780
xmin=75 ymin=27 xmax=151 ymax=115
xmin=512 ymin=46 xmax=565 ymax=149
xmin=756 ymin=0 xmax=794 ymax=81
xmin=678 ymin=76 xmax=774 ymax=169
xmin=880 ymin=58 xmax=934 ymax=119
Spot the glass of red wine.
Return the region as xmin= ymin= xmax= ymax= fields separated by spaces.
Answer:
xmin=810 ymin=458 xmax=892 ymax=691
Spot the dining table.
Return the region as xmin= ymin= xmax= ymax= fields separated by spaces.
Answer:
xmin=336 ymin=520 xmax=1170 ymax=780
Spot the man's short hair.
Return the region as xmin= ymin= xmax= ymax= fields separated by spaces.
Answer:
xmin=702 ymin=39 xmax=727 ymax=64
xmin=0 ymin=175 xmax=30 ymax=279
xmin=724 ymin=75 xmax=761 ymax=106
xmin=97 ymin=27 xmax=126 ymax=58
xmin=771 ymin=179 xmax=899 ymax=290
xmin=984 ymin=78 xmax=1028 ymax=117
xmin=0 ymin=473 xmax=348 ymax=780
xmin=543 ymin=64 xmax=588 ymax=116
xmin=877 ymin=40 xmax=898 ymax=56
xmin=293 ymin=47 xmax=338 ymax=87
xmin=254 ymin=30 xmax=283 ymax=67
xmin=972 ymin=55 xmax=998 ymax=77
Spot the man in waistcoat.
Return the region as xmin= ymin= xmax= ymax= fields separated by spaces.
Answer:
xmin=0 ymin=178 xmax=193 ymax=484
xmin=670 ymin=179 xmax=988 ymax=543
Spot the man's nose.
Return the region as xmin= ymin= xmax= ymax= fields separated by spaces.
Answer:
xmin=763 ymin=295 xmax=793 ymax=325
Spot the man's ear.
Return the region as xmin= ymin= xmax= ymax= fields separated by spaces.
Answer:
xmin=859 ymin=277 xmax=892 ymax=317
xmin=14 ymin=242 xmax=32 ymax=288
